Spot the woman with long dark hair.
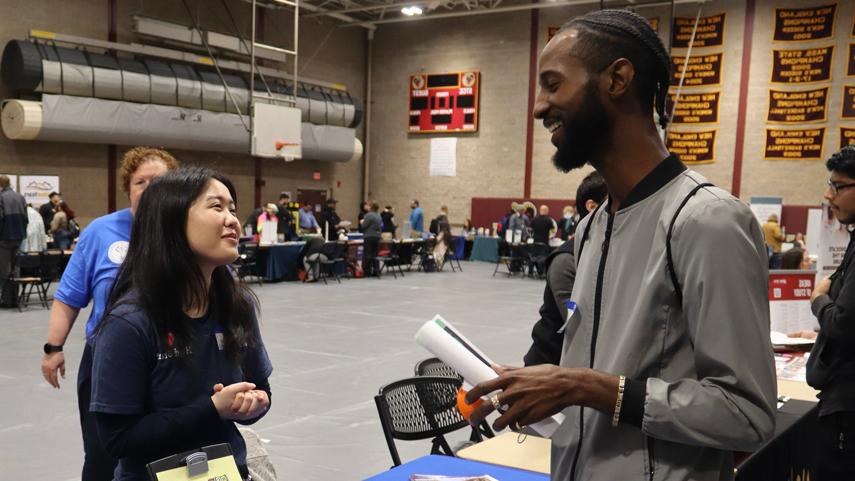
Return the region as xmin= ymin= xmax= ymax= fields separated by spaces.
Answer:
xmin=90 ymin=167 xmax=272 ymax=481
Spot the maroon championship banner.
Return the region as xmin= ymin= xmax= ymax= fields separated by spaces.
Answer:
xmin=764 ymin=128 xmax=825 ymax=160
xmin=672 ymin=13 xmax=725 ymax=48
xmin=841 ymin=127 xmax=855 ymax=148
xmin=771 ymin=46 xmax=834 ymax=84
xmin=671 ymin=52 xmax=723 ymax=87
xmin=773 ymin=4 xmax=836 ymax=42
xmin=848 ymin=44 xmax=855 ymax=76
xmin=408 ymin=72 xmax=479 ymax=134
xmin=666 ymin=130 xmax=716 ymax=164
xmin=767 ymin=86 xmax=828 ymax=123
xmin=843 ymin=85 xmax=855 ymax=119
xmin=668 ymin=91 xmax=720 ymax=124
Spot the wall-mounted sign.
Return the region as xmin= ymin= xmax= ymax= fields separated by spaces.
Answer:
xmin=666 ymin=130 xmax=717 ymax=164
xmin=771 ymin=46 xmax=834 ymax=84
xmin=848 ymin=44 xmax=855 ymax=76
xmin=672 ymin=13 xmax=725 ymax=48
xmin=767 ymin=86 xmax=828 ymax=123
xmin=840 ymin=127 xmax=855 ymax=148
xmin=667 ymin=91 xmax=720 ymax=124
xmin=19 ymin=175 xmax=60 ymax=207
xmin=764 ymin=128 xmax=825 ymax=160
xmin=671 ymin=53 xmax=723 ymax=87
xmin=773 ymin=4 xmax=837 ymax=42
xmin=843 ymin=85 xmax=855 ymax=119
xmin=408 ymin=71 xmax=480 ymax=134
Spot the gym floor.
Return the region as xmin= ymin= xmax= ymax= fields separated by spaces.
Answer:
xmin=0 ymin=261 xmax=543 ymax=481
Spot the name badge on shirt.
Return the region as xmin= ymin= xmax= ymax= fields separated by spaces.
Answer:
xmin=215 ymin=327 xmax=225 ymax=351
xmin=557 ymin=300 xmax=578 ymax=334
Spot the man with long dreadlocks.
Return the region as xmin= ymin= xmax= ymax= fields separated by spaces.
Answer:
xmin=466 ymin=9 xmax=776 ymax=481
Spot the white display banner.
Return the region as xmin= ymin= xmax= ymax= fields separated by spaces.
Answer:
xmin=750 ymin=196 xmax=783 ymax=228
xmin=817 ymin=203 xmax=851 ymax=280
xmin=19 ymin=175 xmax=59 ymax=207
xmin=429 ymin=137 xmax=457 ymax=177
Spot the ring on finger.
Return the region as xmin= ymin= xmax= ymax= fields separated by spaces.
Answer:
xmin=490 ymin=394 xmax=502 ymax=411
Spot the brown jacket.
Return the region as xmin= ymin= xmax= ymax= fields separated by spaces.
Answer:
xmin=763 ymin=220 xmax=784 ymax=253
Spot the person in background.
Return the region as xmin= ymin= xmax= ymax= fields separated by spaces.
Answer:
xmin=781 ymin=247 xmax=810 ymax=270
xmin=39 ymin=191 xmax=61 ymax=233
xmin=0 ymin=174 xmax=28 ymax=299
xmin=524 ymin=206 xmax=535 ymax=228
xmin=276 ymin=192 xmax=295 ymax=239
xmin=381 ymin=205 xmax=397 ymax=238
xmin=557 ymin=205 xmax=577 ymax=240
xmin=507 ymin=204 xmax=527 ymax=238
xmin=463 ymin=218 xmax=474 ymax=234
xmin=361 ymin=202 xmax=383 ymax=276
xmin=467 ymin=11 xmax=775 ymax=481
xmin=255 ymin=203 xmax=279 ymax=241
xmin=429 ymin=206 xmax=449 ymax=235
xmin=409 ymin=199 xmax=424 ymax=236
xmin=50 ymin=203 xmax=73 ymax=250
xmin=298 ymin=203 xmax=321 ymax=235
xmin=794 ymin=232 xmax=807 ymax=250
xmin=90 ymin=167 xmax=271 ymax=481
xmin=321 ymin=198 xmax=344 ymax=241
xmin=357 ymin=201 xmax=370 ymax=232
xmin=21 ymin=203 xmax=47 ymax=252
xmin=525 ymin=171 xmax=607 ymax=366
xmin=40 ymin=146 xmax=178 ymax=481
xmin=806 ymin=145 xmax=855 ymax=480
xmin=531 ymin=205 xmax=556 ymax=244
xmin=763 ymin=213 xmax=785 ymax=269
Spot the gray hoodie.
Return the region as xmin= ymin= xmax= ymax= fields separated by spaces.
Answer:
xmin=552 ymin=156 xmax=776 ymax=481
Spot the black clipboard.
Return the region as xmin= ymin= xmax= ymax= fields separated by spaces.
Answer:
xmin=146 ymin=443 xmax=241 ymax=481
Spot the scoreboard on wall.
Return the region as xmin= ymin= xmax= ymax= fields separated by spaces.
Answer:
xmin=408 ymin=71 xmax=480 ymax=133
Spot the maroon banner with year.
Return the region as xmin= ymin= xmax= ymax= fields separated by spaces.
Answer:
xmin=666 ymin=130 xmax=716 ymax=164
xmin=671 ymin=53 xmax=723 ymax=87
xmin=774 ymin=4 xmax=836 ymax=42
xmin=668 ymin=91 xmax=720 ymax=124
xmin=765 ymin=128 xmax=825 ymax=160
xmin=767 ymin=87 xmax=828 ymax=123
xmin=771 ymin=46 xmax=834 ymax=84
xmin=672 ymin=13 xmax=725 ymax=48
xmin=841 ymin=127 xmax=855 ymax=148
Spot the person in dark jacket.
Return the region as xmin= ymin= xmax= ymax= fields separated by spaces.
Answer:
xmin=361 ymin=202 xmax=382 ymax=276
xmin=321 ymin=198 xmax=343 ymax=240
xmin=381 ymin=205 xmax=397 ymax=238
xmin=0 ymin=175 xmax=28 ymax=297
xmin=524 ymin=171 xmax=607 ymax=366
xmin=39 ymin=191 xmax=61 ymax=233
xmin=807 ymin=145 xmax=855 ymax=480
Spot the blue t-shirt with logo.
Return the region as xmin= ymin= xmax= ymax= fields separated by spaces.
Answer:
xmin=90 ymin=299 xmax=273 ymax=481
xmin=55 ymin=208 xmax=133 ymax=339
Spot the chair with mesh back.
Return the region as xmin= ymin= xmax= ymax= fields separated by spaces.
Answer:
xmin=234 ymin=242 xmax=262 ymax=286
xmin=374 ymin=376 xmax=482 ymax=467
xmin=414 ymin=358 xmax=495 ymax=441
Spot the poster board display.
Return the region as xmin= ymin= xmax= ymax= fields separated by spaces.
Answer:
xmin=764 ymin=128 xmax=825 ymax=160
xmin=750 ymin=196 xmax=783 ymax=229
xmin=19 ymin=175 xmax=59 ymax=207
xmin=671 ymin=53 xmax=723 ymax=87
xmin=665 ymin=130 xmax=716 ymax=164
xmin=767 ymin=87 xmax=828 ymax=123
xmin=771 ymin=46 xmax=834 ymax=84
xmin=769 ymin=271 xmax=819 ymax=335
xmin=408 ymin=72 xmax=480 ymax=134
xmin=668 ymin=91 xmax=720 ymax=124
xmin=671 ymin=13 xmax=725 ymax=49
xmin=773 ymin=4 xmax=837 ymax=42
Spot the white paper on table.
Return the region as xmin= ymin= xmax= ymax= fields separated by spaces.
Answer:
xmin=415 ymin=315 xmax=565 ymax=438
xmin=429 ymin=137 xmax=457 ymax=177
xmin=771 ymin=331 xmax=815 ymax=346
xmin=769 ymin=299 xmax=818 ymax=334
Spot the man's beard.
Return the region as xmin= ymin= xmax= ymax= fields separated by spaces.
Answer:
xmin=551 ymin=81 xmax=612 ymax=173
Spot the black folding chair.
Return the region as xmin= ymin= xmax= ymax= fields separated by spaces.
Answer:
xmin=526 ymin=242 xmax=551 ymax=279
xmin=234 ymin=242 xmax=262 ymax=286
xmin=414 ymin=358 xmax=495 ymax=441
xmin=493 ymin=240 xmax=521 ymax=277
xmin=374 ymin=376 xmax=482 ymax=467
xmin=377 ymin=241 xmax=405 ymax=279
xmin=10 ymin=251 xmax=52 ymax=310
xmin=315 ymin=241 xmax=343 ymax=284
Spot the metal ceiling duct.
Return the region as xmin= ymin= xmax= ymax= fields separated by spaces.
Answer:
xmin=1 ymin=39 xmax=363 ymax=128
xmin=1 ymin=95 xmax=362 ymax=163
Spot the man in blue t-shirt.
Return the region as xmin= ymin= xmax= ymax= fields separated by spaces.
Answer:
xmin=409 ymin=199 xmax=424 ymax=235
xmin=298 ymin=203 xmax=321 ymax=234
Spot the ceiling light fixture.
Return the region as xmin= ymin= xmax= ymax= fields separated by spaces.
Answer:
xmin=401 ymin=6 xmax=423 ymax=15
